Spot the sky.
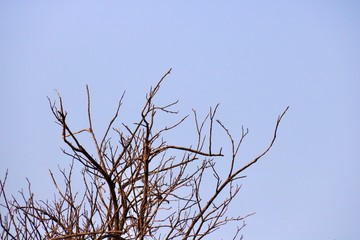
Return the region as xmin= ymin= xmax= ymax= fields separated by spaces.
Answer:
xmin=0 ymin=1 xmax=359 ymax=239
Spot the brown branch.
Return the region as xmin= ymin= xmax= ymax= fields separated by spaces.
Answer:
xmin=183 ymin=106 xmax=289 ymax=239
xmin=226 ymin=106 xmax=289 ymax=177
xmin=2 ymin=69 xmax=289 ymax=240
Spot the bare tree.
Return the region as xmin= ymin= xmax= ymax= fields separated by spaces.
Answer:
xmin=0 ymin=68 xmax=288 ymax=240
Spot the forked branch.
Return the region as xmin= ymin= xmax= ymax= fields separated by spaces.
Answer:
xmin=0 ymin=69 xmax=288 ymax=240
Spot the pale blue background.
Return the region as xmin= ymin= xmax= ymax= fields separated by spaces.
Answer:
xmin=1 ymin=1 xmax=359 ymax=239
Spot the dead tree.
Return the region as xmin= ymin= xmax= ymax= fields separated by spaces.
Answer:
xmin=0 ymin=68 xmax=288 ymax=240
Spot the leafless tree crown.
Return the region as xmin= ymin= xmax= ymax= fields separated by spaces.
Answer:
xmin=0 ymin=69 xmax=288 ymax=240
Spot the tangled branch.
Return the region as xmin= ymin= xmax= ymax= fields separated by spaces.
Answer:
xmin=0 ymin=69 xmax=288 ymax=240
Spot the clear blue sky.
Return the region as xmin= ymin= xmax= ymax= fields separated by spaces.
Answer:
xmin=1 ymin=1 xmax=359 ymax=239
